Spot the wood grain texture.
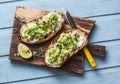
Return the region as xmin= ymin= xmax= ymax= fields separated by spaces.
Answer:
xmin=0 ymin=28 xmax=105 ymax=57
xmin=0 ymin=40 xmax=120 ymax=83
xmin=87 ymin=43 xmax=105 ymax=57
xmin=0 ymin=14 xmax=120 ymax=56
xmin=9 ymin=67 xmax=120 ymax=84
xmin=0 ymin=0 xmax=120 ymax=28
xmin=0 ymin=0 xmax=15 ymax=3
xmin=0 ymin=0 xmax=120 ymax=83
xmin=9 ymin=6 xmax=97 ymax=74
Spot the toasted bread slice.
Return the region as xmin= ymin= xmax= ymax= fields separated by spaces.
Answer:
xmin=44 ymin=29 xmax=88 ymax=68
xmin=20 ymin=11 xmax=65 ymax=44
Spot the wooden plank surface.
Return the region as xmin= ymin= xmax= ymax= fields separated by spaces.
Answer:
xmin=8 ymin=67 xmax=120 ymax=84
xmin=0 ymin=0 xmax=120 ymax=84
xmin=9 ymin=6 xmax=97 ymax=74
xmin=0 ymin=0 xmax=120 ymax=28
xmin=0 ymin=29 xmax=12 ymax=56
xmin=0 ymin=0 xmax=16 ymax=3
xmin=0 ymin=14 xmax=120 ymax=56
xmin=0 ymin=40 xmax=120 ymax=83
xmin=0 ymin=0 xmax=32 ymax=3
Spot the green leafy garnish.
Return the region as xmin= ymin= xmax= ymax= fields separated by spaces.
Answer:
xmin=14 ymin=52 xmax=20 ymax=56
xmin=48 ymin=32 xmax=80 ymax=65
xmin=23 ymin=13 xmax=61 ymax=41
xmin=32 ymin=48 xmax=45 ymax=58
xmin=21 ymin=16 xmax=26 ymax=22
xmin=39 ymin=48 xmax=45 ymax=56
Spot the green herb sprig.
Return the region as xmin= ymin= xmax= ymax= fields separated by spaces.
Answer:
xmin=21 ymin=16 xmax=26 ymax=22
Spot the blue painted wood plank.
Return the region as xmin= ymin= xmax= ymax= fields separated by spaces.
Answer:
xmin=0 ymin=0 xmax=120 ymax=83
xmin=0 ymin=29 xmax=12 ymax=56
xmin=85 ymin=40 xmax=120 ymax=70
xmin=0 ymin=0 xmax=120 ymax=28
xmin=0 ymin=0 xmax=32 ymax=3
xmin=9 ymin=67 xmax=120 ymax=84
xmin=0 ymin=14 xmax=120 ymax=56
xmin=0 ymin=3 xmax=120 ymax=83
xmin=0 ymin=40 xmax=120 ymax=83
xmin=89 ymin=14 xmax=120 ymax=42
xmin=0 ymin=56 xmax=65 ymax=83
xmin=0 ymin=0 xmax=21 ymax=3
xmin=0 ymin=0 xmax=14 ymax=3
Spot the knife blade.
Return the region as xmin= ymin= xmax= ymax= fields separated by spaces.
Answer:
xmin=62 ymin=8 xmax=96 ymax=68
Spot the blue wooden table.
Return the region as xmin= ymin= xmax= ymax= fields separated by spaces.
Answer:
xmin=0 ymin=0 xmax=120 ymax=84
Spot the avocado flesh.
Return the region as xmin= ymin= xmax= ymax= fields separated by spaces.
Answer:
xmin=47 ymin=32 xmax=80 ymax=66
xmin=23 ymin=13 xmax=62 ymax=41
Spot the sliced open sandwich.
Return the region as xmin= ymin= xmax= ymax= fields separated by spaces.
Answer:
xmin=44 ymin=29 xmax=88 ymax=68
xmin=20 ymin=11 xmax=65 ymax=44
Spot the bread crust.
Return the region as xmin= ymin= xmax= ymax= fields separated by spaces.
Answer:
xmin=20 ymin=11 xmax=65 ymax=45
xmin=44 ymin=29 xmax=88 ymax=68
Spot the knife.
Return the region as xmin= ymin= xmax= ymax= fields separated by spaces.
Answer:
xmin=62 ymin=8 xmax=96 ymax=68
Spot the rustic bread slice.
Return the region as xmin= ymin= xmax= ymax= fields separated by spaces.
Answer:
xmin=20 ymin=11 xmax=65 ymax=44
xmin=44 ymin=29 xmax=88 ymax=68
xmin=15 ymin=6 xmax=49 ymax=23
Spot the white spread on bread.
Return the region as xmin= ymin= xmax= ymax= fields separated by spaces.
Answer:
xmin=20 ymin=12 xmax=64 ymax=44
xmin=45 ymin=30 xmax=85 ymax=68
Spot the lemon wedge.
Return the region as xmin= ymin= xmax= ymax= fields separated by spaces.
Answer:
xmin=18 ymin=43 xmax=32 ymax=59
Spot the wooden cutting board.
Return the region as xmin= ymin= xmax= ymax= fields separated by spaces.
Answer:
xmin=9 ymin=6 xmax=105 ymax=74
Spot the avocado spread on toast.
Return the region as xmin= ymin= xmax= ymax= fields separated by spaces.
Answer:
xmin=23 ymin=13 xmax=62 ymax=41
xmin=47 ymin=32 xmax=80 ymax=66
